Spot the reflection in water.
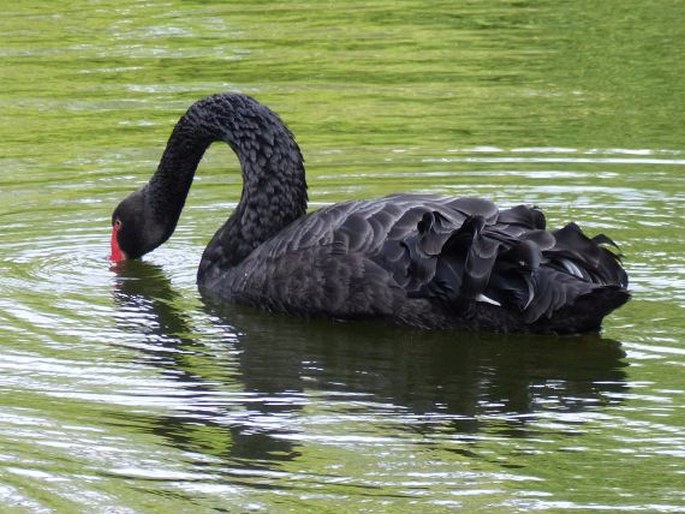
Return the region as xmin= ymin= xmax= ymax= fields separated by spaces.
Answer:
xmin=111 ymin=261 xmax=629 ymax=471
xmin=111 ymin=260 xmax=301 ymax=475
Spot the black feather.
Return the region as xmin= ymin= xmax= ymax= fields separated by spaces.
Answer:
xmin=112 ymin=93 xmax=630 ymax=334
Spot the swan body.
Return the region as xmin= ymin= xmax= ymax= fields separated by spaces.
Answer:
xmin=111 ymin=93 xmax=629 ymax=334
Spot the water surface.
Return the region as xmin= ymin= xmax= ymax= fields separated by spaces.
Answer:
xmin=1 ymin=1 xmax=684 ymax=512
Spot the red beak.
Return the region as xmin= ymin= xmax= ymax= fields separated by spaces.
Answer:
xmin=109 ymin=224 xmax=126 ymax=262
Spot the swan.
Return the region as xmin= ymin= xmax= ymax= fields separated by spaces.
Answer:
xmin=110 ymin=93 xmax=629 ymax=334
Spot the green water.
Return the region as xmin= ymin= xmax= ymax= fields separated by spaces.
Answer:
xmin=1 ymin=1 xmax=684 ymax=512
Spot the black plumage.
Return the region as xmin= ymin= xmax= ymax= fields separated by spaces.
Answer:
xmin=111 ymin=93 xmax=630 ymax=334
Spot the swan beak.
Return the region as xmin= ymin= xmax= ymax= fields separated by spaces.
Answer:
xmin=109 ymin=224 xmax=127 ymax=262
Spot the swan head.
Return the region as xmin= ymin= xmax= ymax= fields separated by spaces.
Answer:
xmin=110 ymin=188 xmax=169 ymax=261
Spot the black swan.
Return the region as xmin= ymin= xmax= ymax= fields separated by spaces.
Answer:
xmin=110 ymin=93 xmax=630 ymax=334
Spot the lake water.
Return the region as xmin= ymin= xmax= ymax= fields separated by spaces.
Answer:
xmin=1 ymin=1 xmax=684 ymax=512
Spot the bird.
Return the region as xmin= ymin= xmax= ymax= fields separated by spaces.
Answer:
xmin=110 ymin=93 xmax=630 ymax=334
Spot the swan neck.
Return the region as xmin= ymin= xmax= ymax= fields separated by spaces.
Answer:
xmin=146 ymin=131 xmax=208 ymax=235
xmin=141 ymin=94 xmax=306 ymax=271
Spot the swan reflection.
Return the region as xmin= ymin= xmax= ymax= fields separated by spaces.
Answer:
xmin=111 ymin=260 xmax=628 ymax=467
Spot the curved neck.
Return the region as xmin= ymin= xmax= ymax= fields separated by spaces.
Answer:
xmin=145 ymin=93 xmax=308 ymax=272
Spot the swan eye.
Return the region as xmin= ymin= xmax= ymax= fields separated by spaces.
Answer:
xmin=114 ymin=219 xmax=122 ymax=229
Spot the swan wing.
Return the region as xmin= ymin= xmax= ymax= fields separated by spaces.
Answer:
xmin=226 ymin=194 xmax=627 ymax=325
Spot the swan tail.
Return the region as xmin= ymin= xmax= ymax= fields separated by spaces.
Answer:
xmin=529 ymin=285 xmax=631 ymax=334
xmin=399 ymin=206 xmax=629 ymax=333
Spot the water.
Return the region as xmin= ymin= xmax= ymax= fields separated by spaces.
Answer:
xmin=1 ymin=0 xmax=684 ymax=512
